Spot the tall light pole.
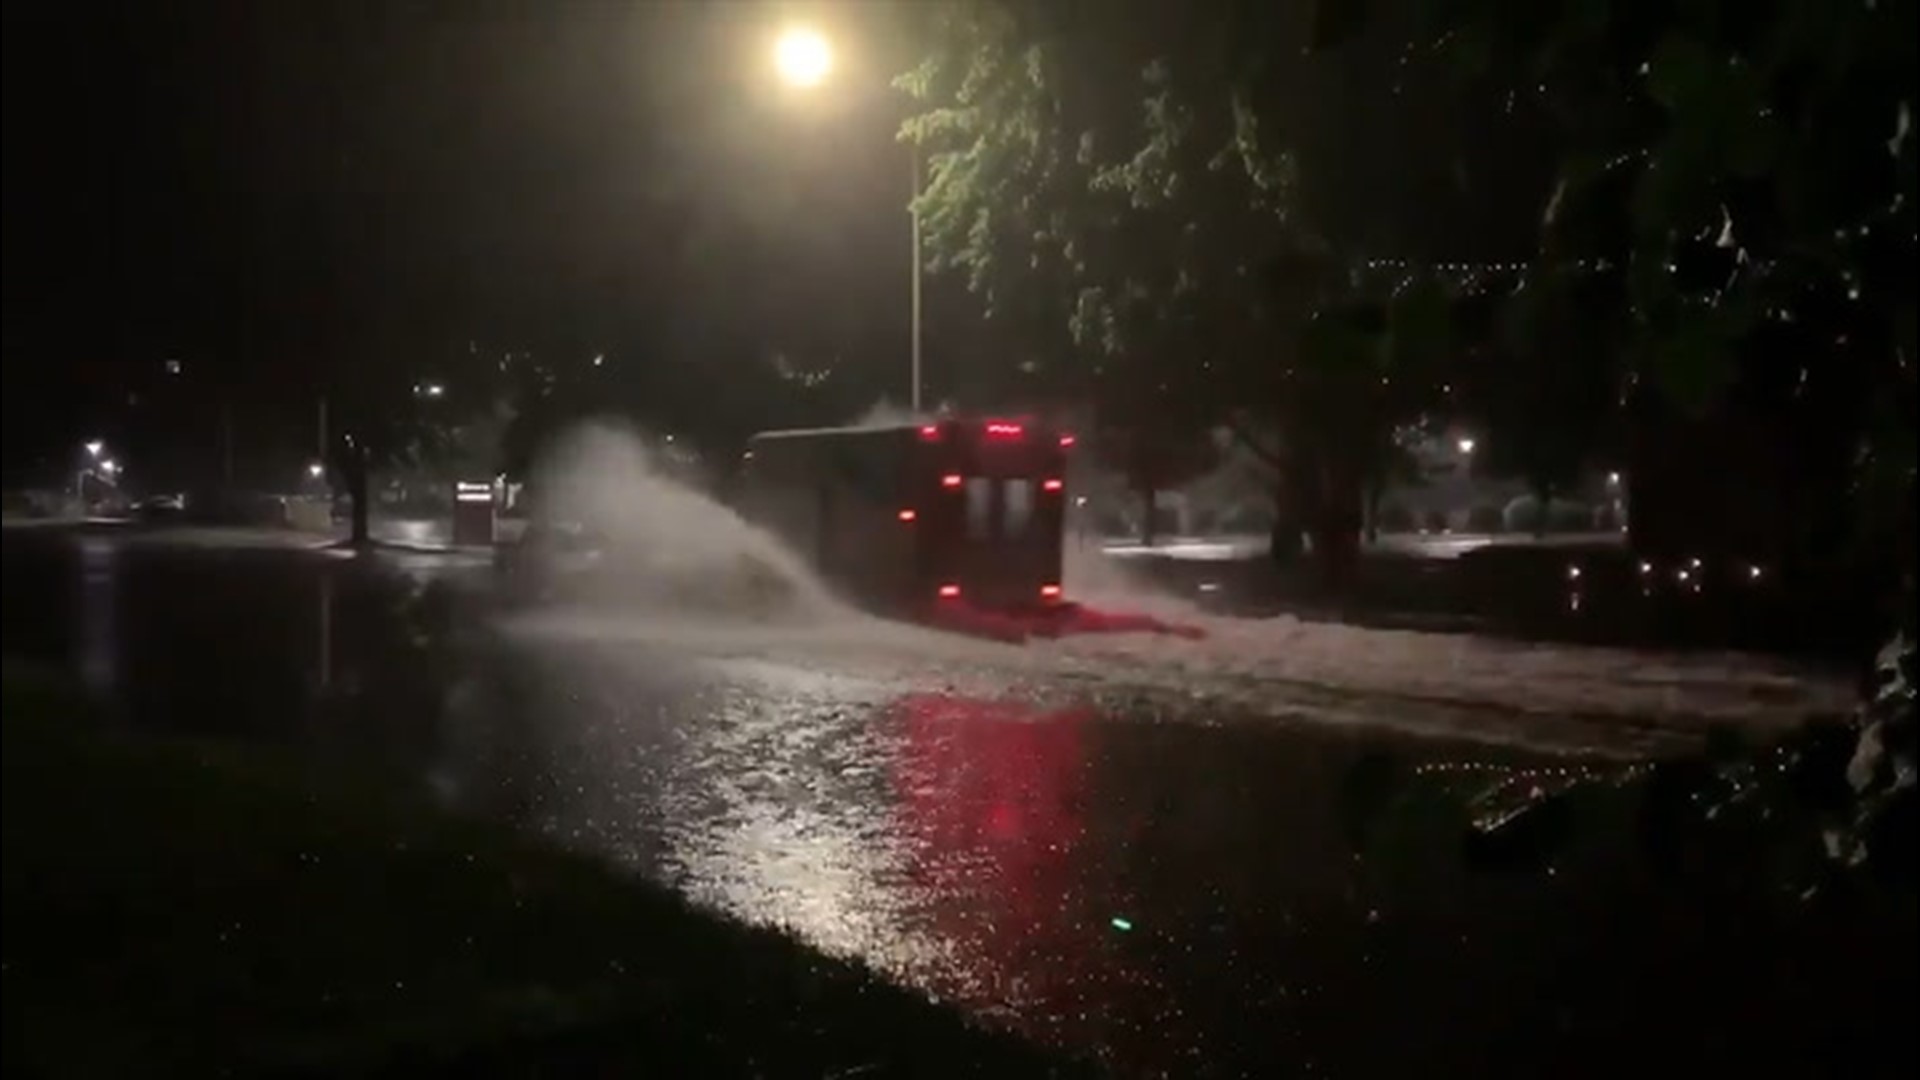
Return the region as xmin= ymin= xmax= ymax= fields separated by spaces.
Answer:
xmin=908 ymin=150 xmax=922 ymax=414
xmin=772 ymin=25 xmax=924 ymax=413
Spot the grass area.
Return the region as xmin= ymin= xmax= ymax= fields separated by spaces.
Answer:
xmin=0 ymin=672 xmax=1083 ymax=1077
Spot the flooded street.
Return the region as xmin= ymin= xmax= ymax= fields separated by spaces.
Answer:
xmin=3 ymin=526 xmax=1904 ymax=1076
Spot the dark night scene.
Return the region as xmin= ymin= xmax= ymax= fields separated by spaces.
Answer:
xmin=2 ymin=1 xmax=1914 ymax=1076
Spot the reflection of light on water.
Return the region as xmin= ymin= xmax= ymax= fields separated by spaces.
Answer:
xmin=670 ymin=799 xmax=951 ymax=975
xmin=76 ymin=536 xmax=120 ymax=695
xmin=653 ymin=684 xmax=954 ymax=980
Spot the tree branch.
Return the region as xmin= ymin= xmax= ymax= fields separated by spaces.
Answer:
xmin=1224 ymin=412 xmax=1281 ymax=469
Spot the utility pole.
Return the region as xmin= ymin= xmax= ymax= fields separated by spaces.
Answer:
xmin=909 ymin=148 xmax=923 ymax=415
xmin=221 ymin=401 xmax=235 ymax=488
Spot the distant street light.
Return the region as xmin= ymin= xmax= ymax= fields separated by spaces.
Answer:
xmin=99 ymin=459 xmax=119 ymax=478
xmin=769 ymin=24 xmax=925 ymax=413
xmin=307 ymin=462 xmax=326 ymax=480
xmin=1456 ymin=437 xmax=1477 ymax=455
xmin=772 ymin=26 xmax=833 ymax=88
xmin=414 ymin=381 xmax=446 ymax=400
xmin=1607 ymin=470 xmax=1622 ymax=487
xmin=84 ymin=440 xmax=105 ymax=458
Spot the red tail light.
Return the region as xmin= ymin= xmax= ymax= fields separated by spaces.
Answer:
xmin=918 ymin=424 xmax=941 ymax=441
xmin=1058 ymin=433 xmax=1076 ymax=448
xmin=941 ymin=473 xmax=963 ymax=489
xmin=897 ymin=508 xmax=917 ymax=522
xmin=1042 ymin=477 xmax=1063 ymax=492
xmin=984 ymin=421 xmax=1024 ymax=438
xmin=1039 ymin=583 xmax=1063 ymax=600
xmin=937 ymin=583 xmax=962 ymax=599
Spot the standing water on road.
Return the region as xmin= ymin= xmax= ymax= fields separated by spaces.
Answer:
xmin=499 ymin=422 xmax=1849 ymax=746
xmin=2 ymin=507 xmax=1908 ymax=1075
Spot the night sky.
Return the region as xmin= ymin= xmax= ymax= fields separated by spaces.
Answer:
xmin=3 ymin=1 xmax=922 ymax=480
xmin=3 ymin=1 xmax=1548 ymax=485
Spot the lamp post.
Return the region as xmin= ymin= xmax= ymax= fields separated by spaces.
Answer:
xmin=76 ymin=440 xmax=106 ymax=503
xmin=772 ymin=25 xmax=924 ymax=414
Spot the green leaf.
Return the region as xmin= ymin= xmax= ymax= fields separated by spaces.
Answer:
xmin=1645 ymin=34 xmax=1714 ymax=112
xmin=1645 ymin=320 xmax=1735 ymax=418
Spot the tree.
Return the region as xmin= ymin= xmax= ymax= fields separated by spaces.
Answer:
xmin=323 ymin=338 xmax=495 ymax=548
xmin=1469 ymin=268 xmax=1624 ymax=533
xmin=899 ymin=0 xmax=1547 ymax=584
xmin=1427 ymin=0 xmax=1914 ymax=564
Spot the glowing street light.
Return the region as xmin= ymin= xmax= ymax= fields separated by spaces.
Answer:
xmin=766 ymin=24 xmax=925 ymax=413
xmin=307 ymin=462 xmax=326 ymax=480
xmin=84 ymin=440 xmax=105 ymax=458
xmin=1456 ymin=436 xmax=1477 ymax=455
xmin=99 ymin=459 xmax=119 ymax=478
xmin=772 ymin=26 xmax=833 ymax=88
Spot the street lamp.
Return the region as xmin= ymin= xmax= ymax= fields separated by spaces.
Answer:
xmin=770 ymin=25 xmax=925 ymax=414
xmin=1456 ymin=436 xmax=1477 ymax=455
xmin=99 ymin=459 xmax=119 ymax=479
xmin=307 ymin=462 xmax=326 ymax=480
xmin=84 ymin=440 xmax=104 ymax=458
xmin=772 ymin=26 xmax=833 ymax=88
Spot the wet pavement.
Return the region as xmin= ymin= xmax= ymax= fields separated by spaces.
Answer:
xmin=3 ymin=524 xmax=1907 ymax=1076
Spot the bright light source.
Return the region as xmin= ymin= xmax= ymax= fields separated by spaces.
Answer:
xmin=1607 ymin=471 xmax=1622 ymax=486
xmin=1639 ymin=560 xmax=1653 ymax=575
xmin=773 ymin=26 xmax=833 ymax=88
xmin=1039 ymin=583 xmax=1063 ymax=599
xmin=1748 ymin=564 xmax=1763 ymax=580
xmin=1110 ymin=916 xmax=1133 ymax=932
xmin=416 ymin=381 xmax=446 ymax=399
xmin=937 ymin=583 xmax=961 ymax=599
xmin=1058 ymin=433 xmax=1077 ymax=448
xmin=1567 ymin=564 xmax=1582 ymax=580
xmin=164 ymin=359 xmax=182 ymax=375
xmin=592 ymin=353 xmax=604 ymax=367
xmin=1075 ymin=496 xmax=1088 ymax=507
xmin=307 ymin=462 xmax=325 ymax=479
xmin=1456 ymin=437 xmax=1476 ymax=455
xmin=99 ymin=459 xmax=119 ymax=476
xmin=84 ymin=440 xmax=104 ymax=458
xmin=897 ymin=508 xmax=917 ymax=522
xmin=1042 ymin=478 xmax=1063 ymax=492
xmin=918 ymin=424 xmax=941 ymax=441
xmin=941 ymin=473 xmax=962 ymax=488
xmin=984 ymin=421 xmax=1024 ymax=438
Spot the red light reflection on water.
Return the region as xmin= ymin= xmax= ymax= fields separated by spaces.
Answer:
xmin=884 ymin=692 xmax=1150 ymax=1050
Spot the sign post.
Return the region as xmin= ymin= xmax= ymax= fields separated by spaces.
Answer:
xmin=451 ymin=480 xmax=496 ymax=546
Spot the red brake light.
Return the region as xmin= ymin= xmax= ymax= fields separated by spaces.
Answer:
xmin=937 ymin=583 xmax=961 ymax=599
xmin=941 ymin=473 xmax=963 ymax=488
xmin=1058 ymin=433 xmax=1076 ymax=448
xmin=1039 ymin=583 xmax=1063 ymax=599
xmin=897 ymin=508 xmax=917 ymax=522
xmin=984 ymin=421 xmax=1024 ymax=438
xmin=1042 ymin=477 xmax=1063 ymax=492
xmin=919 ymin=424 xmax=941 ymax=441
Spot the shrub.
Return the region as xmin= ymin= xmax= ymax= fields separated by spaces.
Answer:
xmin=1375 ymin=502 xmax=1415 ymax=533
xmin=1465 ymin=504 xmax=1505 ymax=534
xmin=1503 ymin=495 xmax=1597 ymax=534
